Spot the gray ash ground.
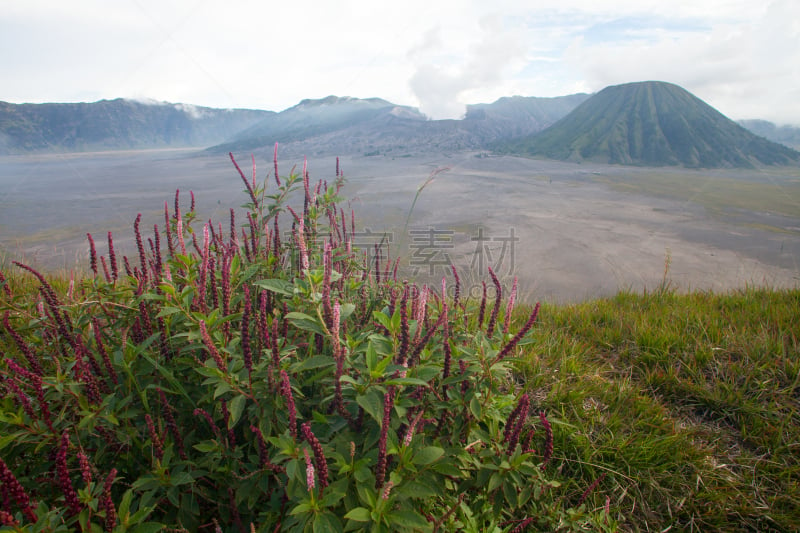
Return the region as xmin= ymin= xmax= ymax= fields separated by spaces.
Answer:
xmin=1 ymin=149 xmax=797 ymax=303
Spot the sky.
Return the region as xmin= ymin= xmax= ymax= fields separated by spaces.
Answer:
xmin=2 ymin=0 xmax=799 ymax=124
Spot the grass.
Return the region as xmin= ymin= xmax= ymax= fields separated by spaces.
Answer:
xmin=504 ymin=286 xmax=800 ymax=531
xmin=4 ymin=249 xmax=797 ymax=531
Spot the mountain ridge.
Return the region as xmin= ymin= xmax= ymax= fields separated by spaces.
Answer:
xmin=0 ymin=98 xmax=272 ymax=154
xmin=2 ymin=86 xmax=799 ymax=168
xmin=211 ymin=93 xmax=592 ymax=156
xmin=738 ymin=119 xmax=800 ymax=150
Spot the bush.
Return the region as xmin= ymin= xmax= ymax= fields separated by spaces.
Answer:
xmin=0 ymin=152 xmax=613 ymax=532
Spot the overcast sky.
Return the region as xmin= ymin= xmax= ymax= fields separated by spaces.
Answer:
xmin=2 ymin=0 xmax=798 ymax=124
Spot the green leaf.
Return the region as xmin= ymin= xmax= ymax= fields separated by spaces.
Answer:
xmin=385 ymin=377 xmax=430 ymax=387
xmin=396 ymin=479 xmax=440 ymax=499
xmin=213 ymin=381 xmax=232 ymax=399
xmin=430 ymin=462 xmax=463 ymax=477
xmin=413 ymin=366 xmax=441 ymax=382
xmin=319 ymin=488 xmax=346 ymax=507
xmin=412 ymin=446 xmax=444 ymax=465
xmin=313 ymin=512 xmax=343 ymax=533
xmin=372 ymin=310 xmax=393 ymax=333
xmin=228 ymin=395 xmax=247 ymax=428
xmin=130 ymin=475 xmax=160 ymax=491
xmin=339 ymin=303 xmax=356 ymax=320
xmin=0 ymin=432 xmax=25 ymax=451
xmin=366 ymin=342 xmax=378 ymax=372
xmin=286 ymin=312 xmax=326 ymax=335
xmin=373 ymin=353 xmax=393 ymax=378
xmin=344 ymin=507 xmax=371 ymax=522
xmin=170 ymin=471 xmax=194 ymax=486
xmin=386 ymin=509 xmax=432 ymax=531
xmin=356 ymin=389 xmax=385 ymax=424
xmin=118 ymin=489 xmax=134 ymax=520
xmin=289 ymin=503 xmax=313 ymax=516
xmin=487 ymin=472 xmax=503 ymax=493
xmin=338 ymin=375 xmax=359 ymax=385
xmin=469 ymin=396 xmax=482 ymax=419
xmin=254 ymin=278 xmax=295 ymax=296
xmin=155 ymin=306 xmax=182 ymax=318
xmin=193 ymin=441 xmax=220 ymax=453
xmin=502 ymin=479 xmax=518 ymax=507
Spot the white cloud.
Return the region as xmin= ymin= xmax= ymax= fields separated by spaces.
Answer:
xmin=563 ymin=0 xmax=800 ymax=123
xmin=408 ymin=15 xmax=528 ymax=118
xmin=0 ymin=0 xmax=798 ymax=124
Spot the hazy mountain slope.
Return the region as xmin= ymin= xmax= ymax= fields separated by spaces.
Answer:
xmin=216 ymin=94 xmax=588 ymax=155
xmin=462 ymin=93 xmax=590 ymax=141
xmin=496 ymin=81 xmax=800 ymax=168
xmin=0 ymin=99 xmax=272 ymax=154
xmin=213 ymin=96 xmax=427 ymax=153
xmin=739 ymin=119 xmax=800 ymax=150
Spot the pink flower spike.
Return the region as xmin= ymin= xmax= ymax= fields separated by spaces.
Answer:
xmin=381 ymin=481 xmax=394 ymax=500
xmin=332 ymin=301 xmax=341 ymax=353
xmin=503 ymin=276 xmax=518 ymax=335
xmin=251 ymin=153 xmax=257 ymax=191
xmin=295 ymin=219 xmax=309 ymax=271
xmin=301 ymin=422 xmax=329 ymax=490
xmin=304 ymin=448 xmax=315 ymax=491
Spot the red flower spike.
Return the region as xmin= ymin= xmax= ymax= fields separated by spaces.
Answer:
xmin=375 ymin=386 xmax=396 ymax=488
xmin=56 ymin=430 xmax=82 ymax=516
xmin=301 ymin=422 xmax=329 ymax=491
xmin=494 ymin=302 xmax=540 ymax=364
xmin=486 ymin=266 xmax=502 ymax=339
xmin=87 ymin=233 xmax=97 ymax=274
xmin=101 ymin=469 xmax=118 ymax=532
xmin=540 ymin=411 xmax=553 ymax=469
xmin=145 ymin=414 xmax=164 ymax=461
xmin=280 ymin=370 xmax=298 ymax=439
xmin=0 ymin=458 xmax=37 ymax=524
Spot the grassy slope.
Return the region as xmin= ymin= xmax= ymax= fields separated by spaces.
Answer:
xmin=3 ymin=263 xmax=797 ymax=531
xmin=502 ymin=287 xmax=799 ymax=531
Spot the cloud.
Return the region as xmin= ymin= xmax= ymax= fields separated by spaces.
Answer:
xmin=2 ymin=0 xmax=798 ymax=125
xmin=563 ymin=0 xmax=800 ymax=124
xmin=408 ymin=15 xmax=527 ymax=119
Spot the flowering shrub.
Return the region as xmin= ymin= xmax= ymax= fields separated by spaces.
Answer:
xmin=0 ymin=149 xmax=613 ymax=532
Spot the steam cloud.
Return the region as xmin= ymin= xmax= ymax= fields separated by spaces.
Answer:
xmin=408 ymin=16 xmax=525 ymax=120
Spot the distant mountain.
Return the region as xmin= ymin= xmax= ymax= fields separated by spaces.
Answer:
xmin=214 ymin=93 xmax=588 ymax=156
xmin=495 ymin=81 xmax=800 ymax=168
xmin=214 ymin=96 xmax=426 ymax=153
xmin=462 ymin=93 xmax=590 ymax=141
xmin=739 ymin=119 xmax=800 ymax=150
xmin=7 ymin=87 xmax=793 ymax=168
xmin=0 ymin=99 xmax=272 ymax=154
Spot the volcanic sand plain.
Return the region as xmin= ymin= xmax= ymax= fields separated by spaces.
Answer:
xmin=1 ymin=148 xmax=798 ymax=302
